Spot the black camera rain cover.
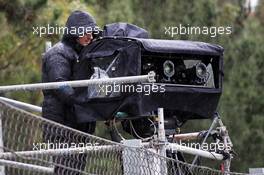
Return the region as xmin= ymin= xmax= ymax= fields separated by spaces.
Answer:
xmin=73 ymin=40 xmax=142 ymax=122
xmin=103 ymin=22 xmax=149 ymax=38
xmin=73 ymin=23 xmax=224 ymax=123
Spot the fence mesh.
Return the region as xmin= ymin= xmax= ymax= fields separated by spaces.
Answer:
xmin=0 ymin=100 xmax=249 ymax=175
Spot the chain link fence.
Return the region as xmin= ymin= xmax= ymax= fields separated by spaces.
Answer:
xmin=0 ymin=100 xmax=250 ymax=175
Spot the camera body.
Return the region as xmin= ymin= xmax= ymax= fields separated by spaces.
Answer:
xmin=74 ymin=37 xmax=224 ymax=129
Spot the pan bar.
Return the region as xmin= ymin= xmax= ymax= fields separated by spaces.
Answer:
xmin=0 ymin=72 xmax=155 ymax=93
xmin=168 ymin=132 xmax=204 ymax=141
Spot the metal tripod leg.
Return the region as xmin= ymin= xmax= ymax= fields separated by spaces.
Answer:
xmin=191 ymin=113 xmax=219 ymax=166
xmin=217 ymin=114 xmax=233 ymax=174
xmin=191 ymin=112 xmax=233 ymax=173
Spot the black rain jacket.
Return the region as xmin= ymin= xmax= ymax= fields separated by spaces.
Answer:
xmin=41 ymin=10 xmax=95 ymax=132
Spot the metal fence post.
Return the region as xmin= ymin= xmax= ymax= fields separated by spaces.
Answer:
xmin=158 ymin=108 xmax=167 ymax=175
xmin=0 ymin=110 xmax=5 ymax=175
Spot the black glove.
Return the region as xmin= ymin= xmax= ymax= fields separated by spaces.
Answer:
xmin=58 ymin=84 xmax=75 ymax=95
xmin=57 ymin=84 xmax=75 ymax=104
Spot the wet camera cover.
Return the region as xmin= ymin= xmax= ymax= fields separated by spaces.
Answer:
xmin=73 ymin=23 xmax=224 ymax=123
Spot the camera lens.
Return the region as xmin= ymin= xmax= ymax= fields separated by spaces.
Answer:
xmin=163 ymin=60 xmax=175 ymax=78
xmin=196 ymin=63 xmax=207 ymax=79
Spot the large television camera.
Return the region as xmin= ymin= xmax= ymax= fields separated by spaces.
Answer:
xmin=73 ymin=23 xmax=224 ymax=138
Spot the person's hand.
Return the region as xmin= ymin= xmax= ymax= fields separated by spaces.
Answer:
xmin=58 ymin=84 xmax=74 ymax=95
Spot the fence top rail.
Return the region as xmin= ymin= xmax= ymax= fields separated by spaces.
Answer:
xmin=0 ymin=97 xmax=42 ymax=113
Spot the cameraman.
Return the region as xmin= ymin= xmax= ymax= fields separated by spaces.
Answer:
xmin=42 ymin=10 xmax=97 ymax=174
